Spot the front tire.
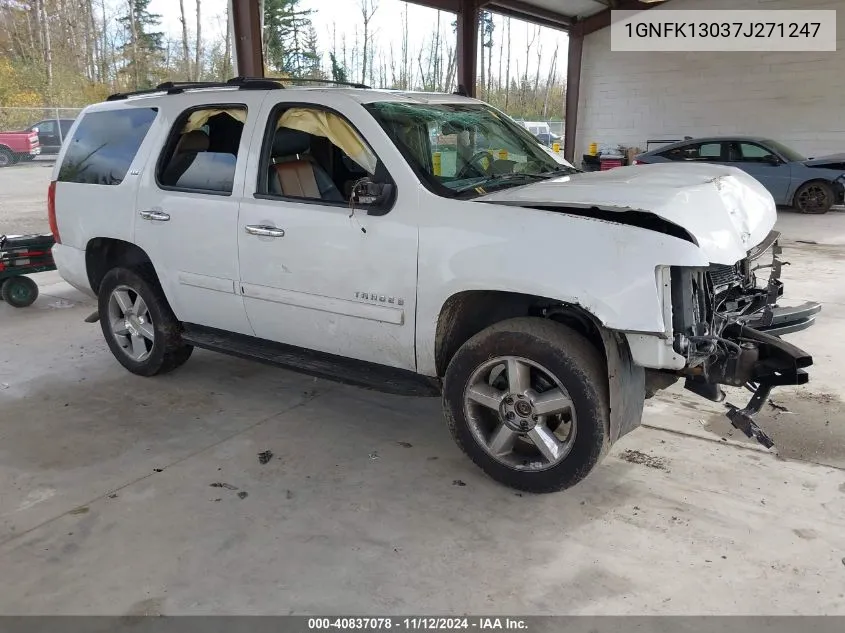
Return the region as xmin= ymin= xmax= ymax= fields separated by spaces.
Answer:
xmin=443 ymin=317 xmax=609 ymax=494
xmin=98 ymin=267 xmax=193 ymax=376
xmin=794 ymin=181 xmax=834 ymax=214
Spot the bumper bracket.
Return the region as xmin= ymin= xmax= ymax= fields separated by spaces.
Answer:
xmin=726 ymin=383 xmax=774 ymax=448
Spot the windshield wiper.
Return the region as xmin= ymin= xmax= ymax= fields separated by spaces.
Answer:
xmin=454 ymin=172 xmax=548 ymax=194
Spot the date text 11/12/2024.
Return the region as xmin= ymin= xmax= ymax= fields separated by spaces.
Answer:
xmin=307 ymin=617 xmax=529 ymax=630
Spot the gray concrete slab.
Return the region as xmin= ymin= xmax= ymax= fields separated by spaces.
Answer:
xmin=1 ymin=168 xmax=845 ymax=616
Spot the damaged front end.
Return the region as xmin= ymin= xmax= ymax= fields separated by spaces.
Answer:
xmin=672 ymin=231 xmax=820 ymax=448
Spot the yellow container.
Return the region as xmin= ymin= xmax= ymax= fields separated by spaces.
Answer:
xmin=589 ymin=142 xmax=598 ymax=156
xmin=433 ymin=152 xmax=442 ymax=177
xmin=498 ymin=149 xmax=508 ymax=160
xmin=552 ymin=142 xmax=560 ymax=154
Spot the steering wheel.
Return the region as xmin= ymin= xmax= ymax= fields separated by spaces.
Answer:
xmin=456 ymin=150 xmax=494 ymax=180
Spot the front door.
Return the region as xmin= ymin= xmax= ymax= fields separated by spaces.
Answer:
xmin=34 ymin=120 xmax=60 ymax=153
xmin=725 ymin=141 xmax=793 ymax=203
xmin=237 ymin=101 xmax=418 ymax=371
xmin=134 ymin=99 xmax=260 ymax=335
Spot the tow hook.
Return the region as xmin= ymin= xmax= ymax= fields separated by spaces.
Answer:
xmin=725 ymin=383 xmax=775 ymax=449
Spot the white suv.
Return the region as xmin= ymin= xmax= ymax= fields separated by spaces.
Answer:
xmin=50 ymin=78 xmax=820 ymax=493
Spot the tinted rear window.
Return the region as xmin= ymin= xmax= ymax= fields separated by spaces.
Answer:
xmin=58 ymin=108 xmax=157 ymax=185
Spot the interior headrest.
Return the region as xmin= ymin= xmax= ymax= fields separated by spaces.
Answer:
xmin=176 ymin=129 xmax=210 ymax=154
xmin=273 ymin=127 xmax=311 ymax=157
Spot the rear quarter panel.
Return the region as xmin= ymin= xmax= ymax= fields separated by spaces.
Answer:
xmin=51 ymin=102 xmax=163 ymax=251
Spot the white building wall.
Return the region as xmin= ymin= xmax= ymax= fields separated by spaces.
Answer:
xmin=575 ymin=0 xmax=845 ymax=161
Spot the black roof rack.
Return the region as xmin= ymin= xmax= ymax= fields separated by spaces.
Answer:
xmin=232 ymin=76 xmax=371 ymax=90
xmin=105 ymin=75 xmax=370 ymax=102
xmin=106 ymin=77 xmax=285 ymax=101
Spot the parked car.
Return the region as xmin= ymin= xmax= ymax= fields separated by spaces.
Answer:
xmin=634 ymin=136 xmax=845 ymax=214
xmin=0 ymin=129 xmax=40 ymax=167
xmin=536 ymin=132 xmax=562 ymax=148
xmin=50 ymin=79 xmax=818 ymax=493
xmin=25 ymin=118 xmax=75 ymax=155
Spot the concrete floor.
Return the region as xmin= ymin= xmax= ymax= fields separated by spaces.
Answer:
xmin=1 ymin=162 xmax=845 ymax=615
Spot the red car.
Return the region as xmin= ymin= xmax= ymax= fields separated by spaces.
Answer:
xmin=0 ymin=129 xmax=41 ymax=167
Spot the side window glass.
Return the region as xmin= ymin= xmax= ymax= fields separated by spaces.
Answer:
xmin=38 ymin=120 xmax=56 ymax=135
xmin=698 ymin=143 xmax=721 ymax=159
xmin=157 ymin=106 xmax=246 ymax=194
xmin=261 ymin=106 xmax=383 ymax=204
xmin=739 ymin=143 xmax=773 ymax=162
xmin=661 ymin=143 xmax=720 ymax=161
xmin=58 ymin=108 xmax=158 ymax=185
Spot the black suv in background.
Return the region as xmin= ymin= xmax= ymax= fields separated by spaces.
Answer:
xmin=26 ymin=118 xmax=76 ymax=155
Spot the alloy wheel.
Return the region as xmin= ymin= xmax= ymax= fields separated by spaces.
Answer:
xmin=463 ymin=356 xmax=577 ymax=471
xmin=797 ymin=184 xmax=830 ymax=212
xmin=107 ymin=285 xmax=155 ymax=362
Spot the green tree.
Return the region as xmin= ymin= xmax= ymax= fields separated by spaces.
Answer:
xmin=118 ymin=0 xmax=165 ymax=89
xmin=329 ymin=52 xmax=347 ymax=83
xmin=263 ymin=0 xmax=316 ymax=76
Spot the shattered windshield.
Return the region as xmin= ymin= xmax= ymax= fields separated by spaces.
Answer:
xmin=366 ymin=102 xmax=576 ymax=198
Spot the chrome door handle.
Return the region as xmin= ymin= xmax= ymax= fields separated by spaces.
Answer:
xmin=245 ymin=225 xmax=285 ymax=237
xmin=139 ymin=209 xmax=170 ymax=222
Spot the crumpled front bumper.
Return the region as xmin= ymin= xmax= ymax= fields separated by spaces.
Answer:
xmin=681 ymin=233 xmax=821 ymax=448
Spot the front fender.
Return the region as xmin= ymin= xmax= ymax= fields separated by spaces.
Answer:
xmin=415 ymin=197 xmax=708 ymax=376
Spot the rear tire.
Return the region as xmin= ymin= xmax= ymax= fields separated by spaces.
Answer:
xmin=794 ymin=181 xmax=834 ymax=214
xmin=443 ymin=317 xmax=609 ymax=494
xmin=98 ymin=267 xmax=193 ymax=376
xmin=1 ymin=276 xmax=38 ymax=307
xmin=0 ymin=148 xmax=16 ymax=168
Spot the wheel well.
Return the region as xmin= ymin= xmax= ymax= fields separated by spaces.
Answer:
xmin=85 ymin=238 xmax=154 ymax=294
xmin=0 ymin=145 xmax=12 ymax=154
xmin=792 ymin=178 xmax=834 ymax=204
xmin=434 ymin=290 xmax=605 ymax=377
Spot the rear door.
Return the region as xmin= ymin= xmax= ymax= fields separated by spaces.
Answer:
xmin=133 ymin=95 xmax=265 ymax=334
xmin=724 ymin=141 xmax=792 ymax=203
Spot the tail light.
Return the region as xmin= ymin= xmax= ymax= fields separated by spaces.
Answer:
xmin=632 ymin=159 xmax=644 ymax=166
xmin=47 ymin=180 xmax=60 ymax=243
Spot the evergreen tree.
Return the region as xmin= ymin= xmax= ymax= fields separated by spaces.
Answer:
xmin=329 ymin=52 xmax=347 ymax=83
xmin=118 ymin=0 xmax=164 ymax=89
xmin=263 ymin=0 xmax=316 ymax=76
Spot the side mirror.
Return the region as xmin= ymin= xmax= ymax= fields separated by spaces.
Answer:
xmin=352 ymin=178 xmax=395 ymax=214
xmin=765 ymin=154 xmax=782 ymax=166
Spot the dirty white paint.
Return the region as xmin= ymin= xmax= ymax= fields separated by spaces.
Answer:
xmin=478 ymin=162 xmax=776 ymax=265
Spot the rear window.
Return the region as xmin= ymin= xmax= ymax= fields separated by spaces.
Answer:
xmin=58 ymin=108 xmax=157 ymax=185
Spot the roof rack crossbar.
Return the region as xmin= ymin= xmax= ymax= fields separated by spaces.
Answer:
xmin=231 ymin=76 xmax=371 ymax=89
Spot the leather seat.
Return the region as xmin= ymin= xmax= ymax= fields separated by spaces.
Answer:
xmin=269 ymin=127 xmax=343 ymax=202
xmin=162 ymin=130 xmax=210 ymax=186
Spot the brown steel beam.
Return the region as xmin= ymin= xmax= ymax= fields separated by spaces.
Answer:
xmin=563 ymin=31 xmax=583 ymax=163
xmin=404 ymin=0 xmax=461 ymax=11
xmin=232 ymin=0 xmax=264 ymax=77
xmin=486 ymin=0 xmax=572 ymax=30
xmin=455 ymin=0 xmax=479 ymax=96
xmin=573 ymin=0 xmax=664 ymax=37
